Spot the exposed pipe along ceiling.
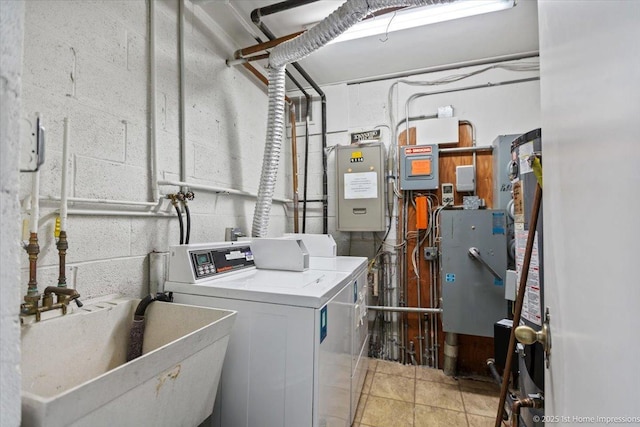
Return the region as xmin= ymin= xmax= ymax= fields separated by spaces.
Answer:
xmin=14 ymin=0 xmax=547 ymax=425
xmin=250 ymin=0 xmax=330 ymax=236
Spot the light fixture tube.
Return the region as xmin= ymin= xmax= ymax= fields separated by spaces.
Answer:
xmin=327 ymin=0 xmax=516 ymax=44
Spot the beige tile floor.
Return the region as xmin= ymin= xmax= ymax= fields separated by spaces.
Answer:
xmin=352 ymin=359 xmax=505 ymax=427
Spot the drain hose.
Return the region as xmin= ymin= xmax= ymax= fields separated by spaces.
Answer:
xmin=127 ymin=292 xmax=173 ymax=362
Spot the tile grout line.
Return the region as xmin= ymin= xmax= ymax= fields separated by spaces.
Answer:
xmin=458 ymin=381 xmax=471 ymax=427
xmin=357 ymin=364 xmax=375 ymax=427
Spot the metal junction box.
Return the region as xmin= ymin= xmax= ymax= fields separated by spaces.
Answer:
xmin=440 ymin=209 xmax=507 ymax=337
xmin=336 ymin=143 xmax=386 ymax=231
xmin=400 ymin=145 xmax=439 ymax=190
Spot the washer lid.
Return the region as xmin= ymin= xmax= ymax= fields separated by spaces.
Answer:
xmin=165 ymin=268 xmax=350 ymax=308
xmin=308 ymin=256 xmax=367 ymax=275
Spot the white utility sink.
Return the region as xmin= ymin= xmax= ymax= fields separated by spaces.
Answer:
xmin=21 ymin=296 xmax=236 ymax=427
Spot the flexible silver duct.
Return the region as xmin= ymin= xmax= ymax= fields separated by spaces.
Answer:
xmin=252 ymin=0 xmax=449 ymax=237
xmin=252 ymin=65 xmax=287 ymax=237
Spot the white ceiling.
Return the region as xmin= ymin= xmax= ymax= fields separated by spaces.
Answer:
xmin=199 ymin=0 xmax=539 ymax=90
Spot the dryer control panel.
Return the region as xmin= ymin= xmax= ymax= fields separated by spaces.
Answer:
xmin=168 ymin=243 xmax=255 ymax=284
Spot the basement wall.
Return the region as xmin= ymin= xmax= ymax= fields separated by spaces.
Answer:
xmin=18 ymin=0 xmax=290 ymax=300
xmin=1 ymin=2 xmax=25 ymax=424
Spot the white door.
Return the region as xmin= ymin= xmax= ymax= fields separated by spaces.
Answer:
xmin=538 ymin=0 xmax=640 ymax=423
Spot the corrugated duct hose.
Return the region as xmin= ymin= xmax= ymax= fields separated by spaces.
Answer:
xmin=251 ymin=0 xmax=451 ymax=237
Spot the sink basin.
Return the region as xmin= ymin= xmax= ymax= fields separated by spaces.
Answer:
xmin=21 ymin=296 xmax=236 ymax=427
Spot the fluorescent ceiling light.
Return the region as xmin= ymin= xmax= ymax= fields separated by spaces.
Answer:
xmin=328 ymin=0 xmax=516 ymax=44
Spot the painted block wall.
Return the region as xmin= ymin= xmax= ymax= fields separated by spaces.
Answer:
xmin=1 ymin=2 xmax=25 ymax=424
xmin=289 ymin=59 xmax=541 ymax=257
xmin=18 ymin=0 xmax=291 ymax=302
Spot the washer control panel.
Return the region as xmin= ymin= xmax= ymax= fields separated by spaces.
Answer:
xmin=168 ymin=243 xmax=255 ymax=284
xmin=191 ymin=246 xmax=254 ymax=279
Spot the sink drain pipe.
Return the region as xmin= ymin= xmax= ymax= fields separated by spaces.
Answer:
xmin=251 ymin=0 xmax=449 ymax=237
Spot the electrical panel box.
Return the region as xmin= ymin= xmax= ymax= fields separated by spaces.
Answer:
xmin=440 ymin=209 xmax=507 ymax=337
xmin=400 ymin=145 xmax=439 ymax=190
xmin=456 ymin=165 xmax=475 ymax=192
xmin=336 ymin=142 xmax=385 ymax=231
xmin=492 ymin=134 xmax=520 ymax=210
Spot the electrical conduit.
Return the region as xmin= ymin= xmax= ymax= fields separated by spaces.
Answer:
xmin=60 ymin=118 xmax=70 ymax=231
xmin=252 ymin=0 xmax=449 ymax=237
xmin=58 ymin=118 xmax=71 ymax=288
xmin=27 ymin=162 xmax=41 ymax=298
xmin=149 ymin=0 xmax=160 ymax=203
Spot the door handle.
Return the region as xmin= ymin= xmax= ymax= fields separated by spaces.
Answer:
xmin=515 ymin=307 xmax=552 ymax=368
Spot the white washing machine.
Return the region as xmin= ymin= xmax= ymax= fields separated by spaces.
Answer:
xmin=309 ymin=255 xmax=369 ymax=423
xmin=281 ymin=233 xmax=370 ymax=424
xmin=164 ymin=241 xmax=365 ymax=427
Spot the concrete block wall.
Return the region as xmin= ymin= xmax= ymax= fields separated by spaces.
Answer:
xmin=1 ymin=2 xmax=25 ymax=424
xmin=19 ymin=0 xmax=291 ymax=302
xmin=289 ymin=59 xmax=540 ymax=258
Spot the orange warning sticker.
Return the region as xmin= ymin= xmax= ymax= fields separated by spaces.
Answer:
xmin=411 ymin=159 xmax=431 ymax=175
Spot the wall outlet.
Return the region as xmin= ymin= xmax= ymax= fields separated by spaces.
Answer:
xmin=424 ymin=247 xmax=438 ymax=261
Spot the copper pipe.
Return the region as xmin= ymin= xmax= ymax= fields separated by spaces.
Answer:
xmin=227 ymin=53 xmax=270 ymax=66
xmin=511 ymin=394 xmax=544 ymax=427
xmin=244 ymin=53 xmax=270 ymax=62
xmin=290 ymin=105 xmax=299 ymax=233
xmin=235 ymin=31 xmax=304 ymax=58
xmin=494 ymin=183 xmax=543 ymax=427
xmin=243 ymin=62 xmax=268 ymax=85
xmin=26 ymin=232 xmax=39 ymax=296
xmin=57 ymin=230 xmax=68 ymax=287
xmin=22 ymin=232 xmax=42 ymax=316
